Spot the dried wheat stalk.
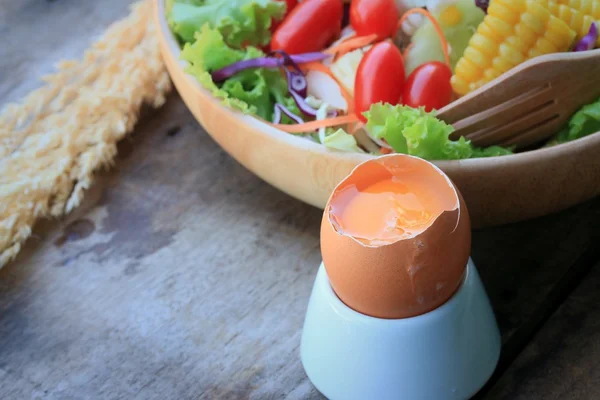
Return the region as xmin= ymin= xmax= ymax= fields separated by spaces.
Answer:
xmin=0 ymin=0 xmax=172 ymax=268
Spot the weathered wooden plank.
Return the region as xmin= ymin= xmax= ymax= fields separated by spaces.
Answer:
xmin=1 ymin=90 xmax=599 ymax=399
xmin=473 ymin=197 xmax=600 ymax=341
xmin=476 ymin=218 xmax=600 ymax=399
xmin=487 ymin=259 xmax=600 ymax=399
xmin=0 ymin=0 xmax=136 ymax=104
xmin=2 ymin=0 xmax=600 ymax=399
xmin=0 ymin=94 xmax=325 ymax=400
xmin=471 ymin=197 xmax=600 ymax=398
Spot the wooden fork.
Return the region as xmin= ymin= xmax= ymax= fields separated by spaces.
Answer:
xmin=437 ymin=49 xmax=600 ymax=149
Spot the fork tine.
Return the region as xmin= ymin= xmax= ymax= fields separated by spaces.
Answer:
xmin=449 ymin=85 xmax=553 ymax=140
xmin=464 ymin=101 xmax=557 ymax=147
xmin=500 ymin=115 xmax=562 ymax=147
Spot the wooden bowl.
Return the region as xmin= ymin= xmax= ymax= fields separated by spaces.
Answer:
xmin=154 ymin=0 xmax=600 ymax=228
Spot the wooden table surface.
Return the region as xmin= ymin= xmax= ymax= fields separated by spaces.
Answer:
xmin=2 ymin=1 xmax=600 ymax=399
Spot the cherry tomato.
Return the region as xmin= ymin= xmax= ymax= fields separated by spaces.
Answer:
xmin=270 ymin=0 xmax=299 ymax=32
xmin=354 ymin=41 xmax=405 ymax=122
xmin=402 ymin=61 xmax=453 ymax=112
xmin=271 ymin=0 xmax=343 ymax=55
xmin=350 ymin=0 xmax=399 ymax=40
xmin=282 ymin=0 xmax=299 ymax=12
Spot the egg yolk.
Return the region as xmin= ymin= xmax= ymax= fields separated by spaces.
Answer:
xmin=328 ymin=161 xmax=456 ymax=246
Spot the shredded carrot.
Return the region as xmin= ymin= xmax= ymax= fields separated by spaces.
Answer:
xmin=324 ymin=34 xmax=379 ymax=57
xmin=301 ymin=62 xmax=355 ymax=114
xmin=396 ymin=9 xmax=451 ymax=68
xmin=380 ymin=147 xmax=393 ymax=154
xmin=402 ymin=43 xmax=414 ymax=59
xmin=269 ymin=114 xmax=359 ymax=134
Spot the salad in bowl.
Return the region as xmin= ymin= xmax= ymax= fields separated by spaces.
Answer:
xmin=165 ymin=0 xmax=600 ymax=161
xmin=156 ymin=0 xmax=600 ymax=227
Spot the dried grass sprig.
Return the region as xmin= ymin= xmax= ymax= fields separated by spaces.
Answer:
xmin=0 ymin=0 xmax=171 ymax=267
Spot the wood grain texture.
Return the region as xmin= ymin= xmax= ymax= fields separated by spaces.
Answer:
xmin=0 ymin=95 xmax=598 ymax=399
xmin=487 ymin=260 xmax=600 ymax=400
xmin=0 ymin=0 xmax=134 ymax=104
xmin=0 ymin=95 xmax=325 ymax=400
xmin=155 ymin=0 xmax=600 ymax=228
xmin=438 ymin=49 xmax=600 ymax=148
xmin=2 ymin=1 xmax=600 ymax=399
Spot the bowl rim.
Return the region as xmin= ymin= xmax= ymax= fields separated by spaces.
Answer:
xmin=155 ymin=0 xmax=600 ymax=169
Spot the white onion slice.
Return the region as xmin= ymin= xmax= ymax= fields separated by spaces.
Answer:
xmin=306 ymin=70 xmax=348 ymax=112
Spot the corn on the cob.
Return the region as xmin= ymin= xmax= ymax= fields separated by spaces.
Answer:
xmin=557 ymin=0 xmax=600 ymax=19
xmin=451 ymin=0 xmax=576 ymax=96
xmin=542 ymin=0 xmax=599 ymax=44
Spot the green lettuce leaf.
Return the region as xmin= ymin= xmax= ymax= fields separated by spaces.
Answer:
xmin=323 ymin=128 xmax=365 ymax=153
xmin=549 ymin=97 xmax=600 ymax=145
xmin=364 ymin=103 xmax=512 ymax=160
xmin=221 ymin=69 xmax=272 ymax=119
xmin=180 ymin=25 xmax=300 ymax=123
xmin=264 ymin=68 xmax=302 ymax=123
xmin=181 ymin=24 xmax=248 ymax=71
xmin=471 ymin=145 xmax=513 ymax=158
xmin=168 ymin=0 xmax=285 ymax=47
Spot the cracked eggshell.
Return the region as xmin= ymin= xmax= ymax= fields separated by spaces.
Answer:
xmin=320 ymin=154 xmax=471 ymax=319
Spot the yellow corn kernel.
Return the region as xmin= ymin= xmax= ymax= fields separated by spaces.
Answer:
xmin=440 ymin=5 xmax=463 ymax=26
xmin=487 ymin=1 xmax=520 ymax=25
xmin=450 ymin=76 xmax=470 ymax=96
xmin=534 ymin=37 xmax=559 ymax=53
xmin=468 ymin=82 xmax=480 ymax=93
xmin=450 ymin=0 xmax=578 ymax=96
xmin=545 ymin=14 xmax=579 ymax=47
xmin=569 ymin=8 xmax=585 ymax=29
xmin=468 ymin=33 xmax=499 ymax=57
xmin=535 ymin=0 xmax=551 ymax=9
xmin=557 ymin=0 xmax=600 ymax=19
xmin=547 ymin=1 xmax=597 ymax=41
xmin=496 ymin=0 xmax=527 ymax=13
xmin=520 ymin=13 xmax=547 ymax=35
xmin=477 ymin=22 xmax=502 ymax=43
xmin=528 ymin=48 xmax=544 ymax=58
xmin=514 ymin=22 xmax=539 ymax=45
xmin=455 ymin=58 xmax=482 ymax=81
xmin=545 ymin=0 xmax=559 ymax=14
xmin=526 ymin=0 xmax=552 ymax=22
xmin=499 ymin=43 xmax=527 ymax=65
xmin=483 ymin=68 xmax=502 ymax=81
xmin=463 ymin=47 xmax=491 ymax=69
xmin=504 ymin=35 xmax=532 ymax=55
xmin=484 ymin=16 xmax=515 ymax=38
xmin=492 ymin=55 xmax=516 ymax=74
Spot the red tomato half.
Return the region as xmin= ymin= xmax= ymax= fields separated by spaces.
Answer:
xmin=403 ymin=62 xmax=453 ymax=112
xmin=350 ymin=0 xmax=399 ymax=39
xmin=270 ymin=0 xmax=299 ymax=32
xmin=271 ymin=0 xmax=343 ymax=54
xmin=355 ymin=41 xmax=406 ymax=122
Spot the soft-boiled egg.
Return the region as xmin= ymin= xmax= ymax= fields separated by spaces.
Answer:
xmin=320 ymin=154 xmax=471 ymax=319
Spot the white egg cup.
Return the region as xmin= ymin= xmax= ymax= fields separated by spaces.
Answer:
xmin=300 ymin=258 xmax=501 ymax=400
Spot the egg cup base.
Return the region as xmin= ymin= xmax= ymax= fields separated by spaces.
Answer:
xmin=300 ymin=258 xmax=501 ymax=400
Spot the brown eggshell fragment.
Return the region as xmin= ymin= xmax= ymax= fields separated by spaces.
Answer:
xmin=320 ymin=154 xmax=472 ymax=319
